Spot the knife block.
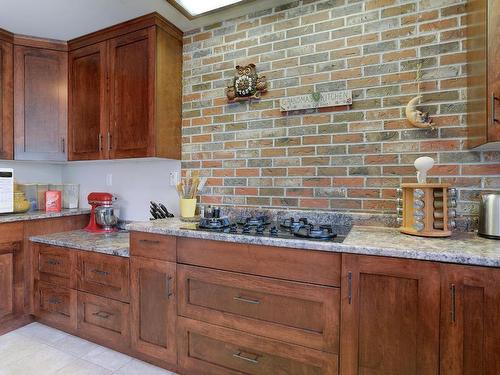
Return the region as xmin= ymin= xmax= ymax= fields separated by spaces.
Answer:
xmin=398 ymin=183 xmax=456 ymax=237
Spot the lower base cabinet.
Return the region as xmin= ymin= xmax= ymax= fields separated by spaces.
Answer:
xmin=34 ymin=280 xmax=77 ymax=331
xmin=340 ymin=254 xmax=441 ymax=375
xmin=0 ymin=253 xmax=14 ymax=319
xmin=178 ymin=317 xmax=338 ymax=375
xmin=130 ymin=256 xmax=177 ymax=364
xmin=440 ymin=264 xmax=500 ymax=375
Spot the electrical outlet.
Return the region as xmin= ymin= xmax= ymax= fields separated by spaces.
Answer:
xmin=106 ymin=174 xmax=113 ymax=186
xmin=169 ymin=171 xmax=179 ymax=186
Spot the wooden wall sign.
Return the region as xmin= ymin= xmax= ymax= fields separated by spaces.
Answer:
xmin=280 ymin=90 xmax=352 ymax=112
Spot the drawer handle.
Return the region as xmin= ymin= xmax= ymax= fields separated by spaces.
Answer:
xmin=348 ymin=272 xmax=353 ymax=305
xmin=492 ymin=93 xmax=499 ymax=123
xmin=450 ymin=284 xmax=456 ymax=323
xmin=139 ymin=239 xmax=160 ymax=245
xmin=165 ymin=276 xmax=173 ymax=299
xmin=46 ymin=259 xmax=61 ymax=266
xmin=233 ymin=295 xmax=260 ymax=305
xmin=233 ymin=351 xmax=259 ymax=364
xmin=93 ymin=311 xmax=113 ymax=319
xmin=48 ymin=298 xmax=61 ymax=305
xmin=92 ymin=269 xmax=110 ymax=277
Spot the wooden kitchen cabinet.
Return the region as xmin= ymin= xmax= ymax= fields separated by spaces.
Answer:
xmin=0 ymin=31 xmax=13 ymax=160
xmin=34 ymin=280 xmax=77 ymax=332
xmin=466 ymin=0 xmax=500 ymax=149
xmin=340 ymin=254 xmax=441 ymax=375
xmin=440 ymin=264 xmax=500 ymax=375
xmin=0 ymin=252 xmax=13 ymax=319
xmin=130 ymin=256 xmax=177 ymax=365
xmin=67 ymin=13 xmax=182 ymax=161
xmin=68 ymin=42 xmax=108 ymax=160
xmin=14 ymin=45 xmax=67 ymax=161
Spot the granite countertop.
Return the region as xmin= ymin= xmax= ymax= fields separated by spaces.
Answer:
xmin=0 ymin=208 xmax=90 ymax=223
xmin=30 ymin=230 xmax=130 ymax=257
xmin=127 ymin=218 xmax=500 ymax=267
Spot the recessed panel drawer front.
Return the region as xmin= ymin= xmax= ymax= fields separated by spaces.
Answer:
xmin=77 ymin=291 xmax=130 ymax=348
xmin=37 ymin=245 xmax=73 ymax=286
xmin=178 ymin=265 xmax=340 ymax=353
xmin=178 ymin=317 xmax=338 ymax=375
xmin=130 ymin=231 xmax=176 ymax=261
xmin=34 ymin=281 xmax=77 ymax=331
xmin=77 ymin=252 xmax=130 ymax=302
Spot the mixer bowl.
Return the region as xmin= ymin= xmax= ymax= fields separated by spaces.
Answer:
xmin=95 ymin=205 xmax=118 ymax=230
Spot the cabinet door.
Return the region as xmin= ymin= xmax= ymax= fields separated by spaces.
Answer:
xmin=340 ymin=254 xmax=440 ymax=375
xmin=488 ymin=0 xmax=500 ymax=142
xmin=68 ymin=42 xmax=108 ymax=160
xmin=0 ymin=252 xmax=13 ymax=319
xmin=108 ymin=28 xmax=154 ymax=159
xmin=130 ymin=256 xmax=176 ymax=364
xmin=0 ymin=40 xmax=13 ymax=160
xmin=14 ymin=46 xmax=67 ymax=161
xmin=440 ymin=264 xmax=500 ymax=375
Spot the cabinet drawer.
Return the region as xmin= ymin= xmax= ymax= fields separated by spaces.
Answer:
xmin=130 ymin=232 xmax=176 ymax=261
xmin=34 ymin=281 xmax=77 ymax=332
xmin=178 ymin=317 xmax=338 ymax=375
xmin=177 ymin=238 xmax=341 ymax=286
xmin=77 ymin=252 xmax=129 ymax=302
xmin=77 ymin=291 xmax=130 ymax=349
xmin=179 ymin=265 xmax=339 ymax=353
xmin=35 ymin=245 xmax=75 ymax=287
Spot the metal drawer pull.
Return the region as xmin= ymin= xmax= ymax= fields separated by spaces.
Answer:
xmin=450 ymin=284 xmax=456 ymax=323
xmin=46 ymin=259 xmax=61 ymax=266
xmin=165 ymin=276 xmax=173 ymax=298
xmin=233 ymin=351 xmax=259 ymax=364
xmin=492 ymin=93 xmax=499 ymax=123
xmin=92 ymin=269 xmax=110 ymax=276
xmin=139 ymin=239 xmax=160 ymax=245
xmin=98 ymin=133 xmax=103 ymax=151
xmin=348 ymin=272 xmax=353 ymax=304
xmin=48 ymin=298 xmax=61 ymax=305
xmin=233 ymin=295 xmax=260 ymax=305
xmin=93 ymin=311 xmax=113 ymax=319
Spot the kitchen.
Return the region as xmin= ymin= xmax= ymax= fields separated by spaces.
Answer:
xmin=0 ymin=0 xmax=499 ymax=374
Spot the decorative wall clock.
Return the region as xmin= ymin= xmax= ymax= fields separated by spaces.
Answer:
xmin=226 ymin=63 xmax=267 ymax=102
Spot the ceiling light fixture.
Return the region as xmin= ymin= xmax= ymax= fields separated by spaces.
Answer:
xmin=166 ymin=0 xmax=252 ymax=19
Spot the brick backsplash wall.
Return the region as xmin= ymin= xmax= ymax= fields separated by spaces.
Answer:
xmin=181 ymin=0 xmax=500 ymax=216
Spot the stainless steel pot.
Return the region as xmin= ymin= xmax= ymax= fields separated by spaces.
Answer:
xmin=95 ymin=205 xmax=118 ymax=231
xmin=478 ymin=193 xmax=500 ymax=239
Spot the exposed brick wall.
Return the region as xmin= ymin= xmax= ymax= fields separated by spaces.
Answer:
xmin=181 ymin=0 xmax=500 ymax=216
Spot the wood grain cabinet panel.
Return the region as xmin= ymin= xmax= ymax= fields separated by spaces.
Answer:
xmin=130 ymin=256 xmax=176 ymax=364
xmin=178 ymin=265 xmax=340 ymax=353
xmin=0 ymin=39 xmax=13 ymax=160
xmin=77 ymin=252 xmax=130 ymax=302
xmin=178 ymin=317 xmax=338 ymax=375
xmin=340 ymin=254 xmax=441 ymax=375
xmin=440 ymin=264 xmax=500 ymax=375
xmin=68 ymin=42 xmax=108 ymax=161
xmin=34 ymin=280 xmax=77 ymax=332
xmin=129 ymin=232 xmax=176 ymax=261
xmin=108 ymin=28 xmax=152 ymax=159
xmin=14 ymin=46 xmax=67 ymax=161
xmin=77 ymin=291 xmax=130 ymax=349
xmin=34 ymin=244 xmax=76 ymax=288
xmin=0 ymin=253 xmax=13 ymax=319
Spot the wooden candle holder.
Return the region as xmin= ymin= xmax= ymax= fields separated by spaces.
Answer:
xmin=399 ymin=183 xmax=452 ymax=237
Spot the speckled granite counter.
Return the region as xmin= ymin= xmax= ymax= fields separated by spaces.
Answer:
xmin=30 ymin=230 xmax=130 ymax=257
xmin=0 ymin=208 xmax=90 ymax=223
xmin=127 ymin=218 xmax=500 ymax=267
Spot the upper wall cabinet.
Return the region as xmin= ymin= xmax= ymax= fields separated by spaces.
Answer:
xmin=0 ymin=30 xmax=13 ymax=160
xmin=14 ymin=44 xmax=68 ymax=161
xmin=467 ymin=0 xmax=500 ymax=149
xmin=68 ymin=14 xmax=183 ymax=161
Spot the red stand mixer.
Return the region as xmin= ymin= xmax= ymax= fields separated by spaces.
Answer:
xmin=85 ymin=192 xmax=118 ymax=233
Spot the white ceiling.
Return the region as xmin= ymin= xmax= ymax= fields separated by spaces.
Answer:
xmin=0 ymin=0 xmax=293 ymax=40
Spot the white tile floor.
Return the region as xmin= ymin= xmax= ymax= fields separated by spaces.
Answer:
xmin=0 ymin=322 xmax=178 ymax=375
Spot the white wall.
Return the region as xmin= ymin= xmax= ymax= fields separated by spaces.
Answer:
xmin=62 ymin=158 xmax=180 ymax=221
xmin=0 ymin=159 xmax=181 ymax=221
xmin=0 ymin=161 xmax=63 ymax=184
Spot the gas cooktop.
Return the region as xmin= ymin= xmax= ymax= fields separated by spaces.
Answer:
xmin=182 ymin=216 xmax=346 ymax=243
